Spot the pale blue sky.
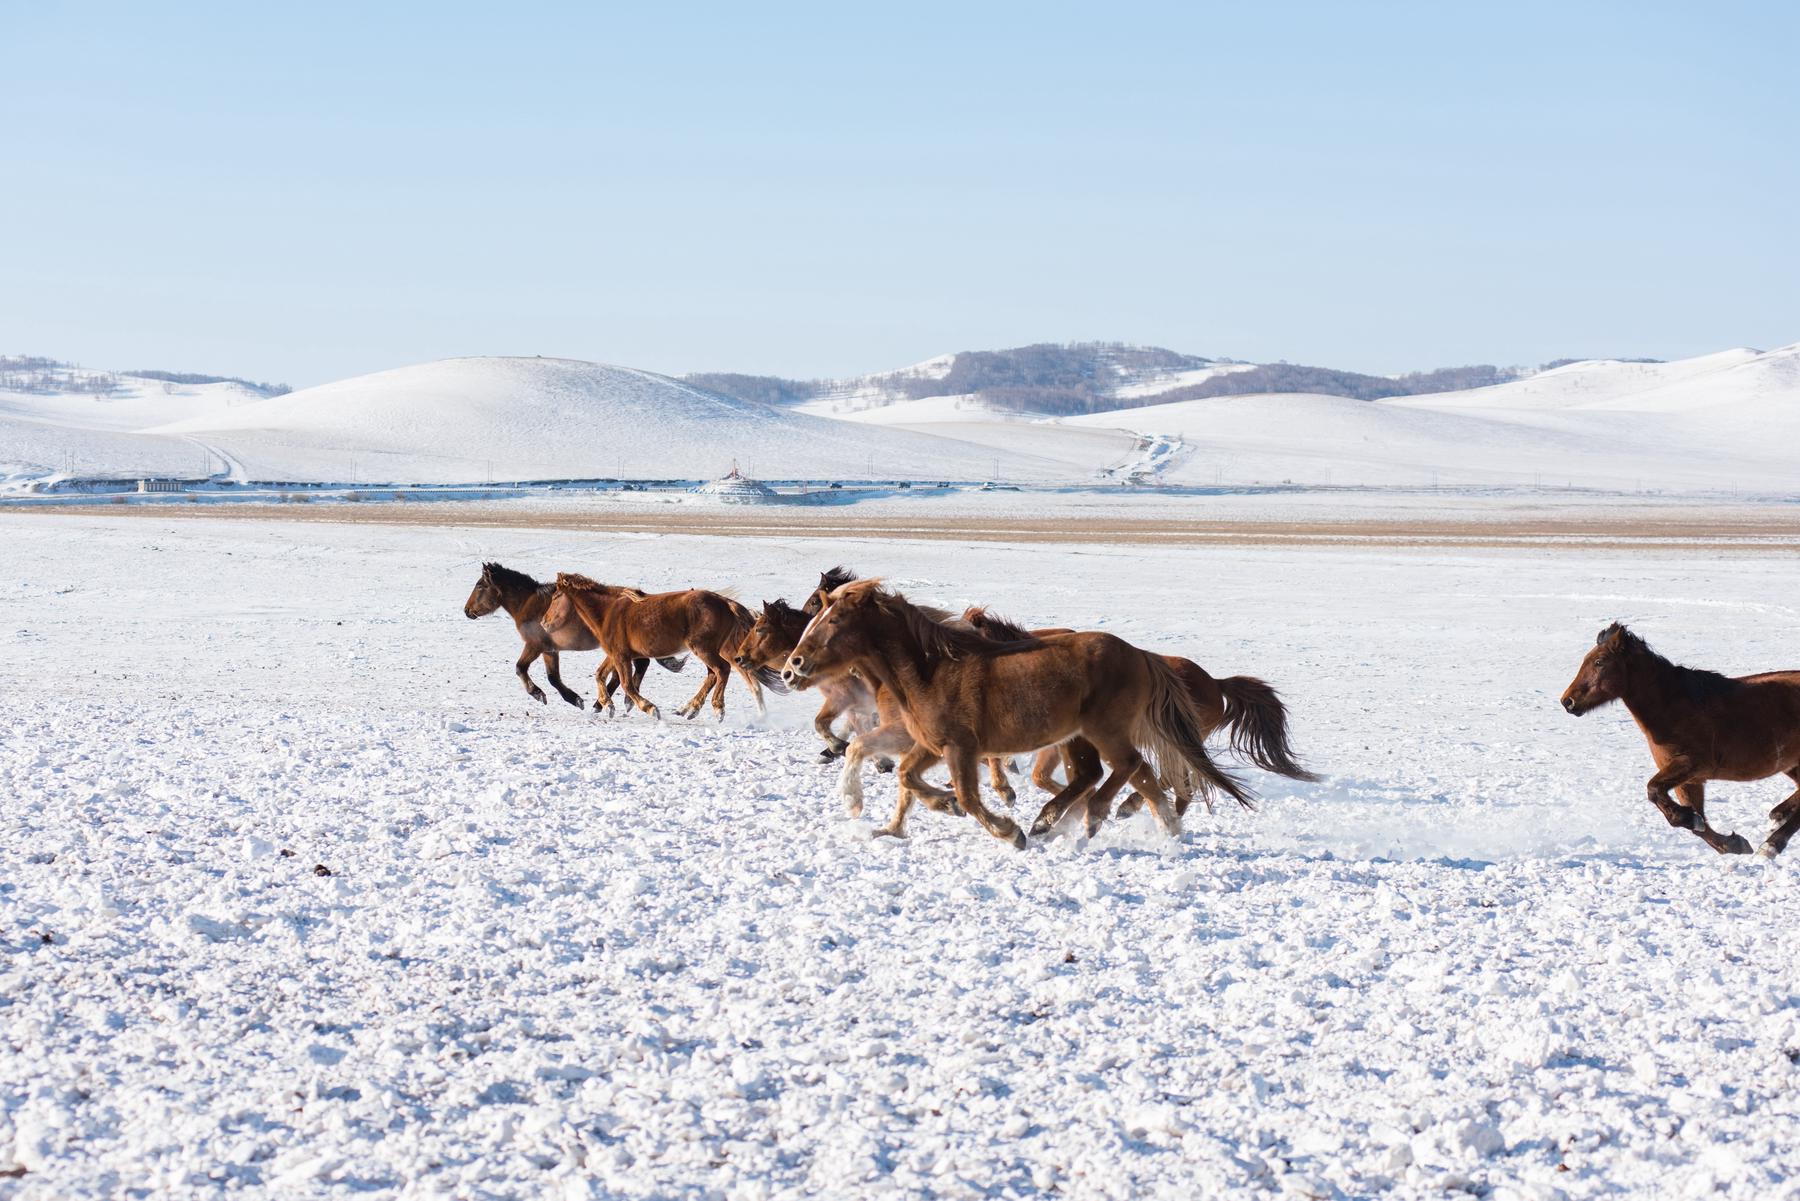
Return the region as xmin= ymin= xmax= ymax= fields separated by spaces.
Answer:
xmin=3 ymin=1 xmax=1794 ymax=387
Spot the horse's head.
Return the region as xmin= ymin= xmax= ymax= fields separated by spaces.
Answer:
xmin=807 ymin=566 xmax=857 ymax=614
xmin=736 ymin=599 xmax=800 ymax=670
xmin=464 ymin=563 xmax=504 ymax=619
xmin=1561 ymin=622 xmax=1639 ymax=715
xmin=783 ymin=580 xmax=879 ymax=689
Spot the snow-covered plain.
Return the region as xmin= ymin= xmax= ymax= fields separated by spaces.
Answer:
xmin=7 ymin=512 xmax=1800 ymax=1199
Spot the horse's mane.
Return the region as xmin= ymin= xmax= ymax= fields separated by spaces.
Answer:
xmin=1605 ymin=622 xmax=1737 ymax=699
xmin=483 ymin=561 xmax=543 ymax=595
xmin=834 ymin=580 xmax=1035 ymax=665
xmin=556 ymin=573 xmax=644 ymax=600
xmin=819 ymin=565 xmax=857 ymax=592
xmin=962 ymin=605 xmax=1036 ymax=643
xmin=764 ymin=597 xmax=806 ymax=628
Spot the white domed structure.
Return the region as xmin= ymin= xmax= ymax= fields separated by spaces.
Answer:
xmin=693 ymin=464 xmax=780 ymax=504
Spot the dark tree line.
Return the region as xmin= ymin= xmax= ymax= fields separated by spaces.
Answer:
xmin=687 ymin=343 xmax=1626 ymax=417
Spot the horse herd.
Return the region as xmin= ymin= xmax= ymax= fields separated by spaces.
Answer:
xmin=466 ymin=561 xmax=1800 ymax=858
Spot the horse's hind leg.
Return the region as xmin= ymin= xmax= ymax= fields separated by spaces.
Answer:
xmin=541 ymin=650 xmax=583 ymax=707
xmin=1030 ymin=741 xmax=1103 ymax=836
xmin=676 ymin=647 xmax=729 ymax=719
xmin=985 ymin=757 xmax=1016 ymax=806
xmin=516 ymin=646 xmax=547 ymax=704
xmin=1030 ymin=748 xmax=1062 ymax=794
xmin=1757 ymin=770 xmax=1800 ymax=858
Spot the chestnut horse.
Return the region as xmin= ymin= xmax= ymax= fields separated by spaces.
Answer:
xmin=549 ymin=574 xmax=782 ymax=720
xmin=963 ymin=606 xmax=1316 ymax=830
xmin=782 ymin=579 xmax=1252 ymax=846
xmin=736 ymin=597 xmax=880 ymax=760
xmin=1561 ymin=622 xmax=1800 ymax=857
xmin=463 ymin=562 xmax=683 ymax=706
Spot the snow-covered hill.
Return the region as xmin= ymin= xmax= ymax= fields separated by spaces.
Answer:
xmin=3 ymin=343 xmax=1795 ymax=493
xmin=1050 ymin=344 xmax=1800 ymax=491
xmin=151 ymin=357 xmax=1083 ymax=485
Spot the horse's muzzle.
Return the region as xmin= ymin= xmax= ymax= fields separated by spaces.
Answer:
xmin=1561 ymin=694 xmax=1581 ymax=714
xmin=781 ymin=657 xmax=811 ymax=689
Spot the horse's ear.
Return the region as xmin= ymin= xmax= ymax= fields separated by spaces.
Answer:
xmin=1597 ymin=622 xmax=1627 ymax=647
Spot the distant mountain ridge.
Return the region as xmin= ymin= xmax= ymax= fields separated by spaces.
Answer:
xmin=687 ymin=342 xmax=1561 ymax=417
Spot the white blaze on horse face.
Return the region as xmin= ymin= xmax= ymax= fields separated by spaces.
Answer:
xmin=794 ymin=601 xmax=836 ymax=663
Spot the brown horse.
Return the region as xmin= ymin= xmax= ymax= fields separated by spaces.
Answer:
xmin=549 ymin=574 xmax=782 ymax=720
xmin=736 ymin=597 xmax=881 ymax=760
xmin=1561 ymin=622 xmax=1800 ymax=857
xmin=463 ymin=562 xmax=683 ymax=706
xmin=963 ymin=606 xmax=1317 ymax=829
xmin=782 ymin=580 xmax=1252 ymax=846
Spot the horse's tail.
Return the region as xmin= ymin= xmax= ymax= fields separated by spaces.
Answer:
xmin=722 ymin=597 xmax=788 ymax=694
xmin=1137 ymin=653 xmax=1255 ymax=810
xmin=656 ymin=655 xmax=687 ymax=674
xmin=1215 ymin=676 xmax=1320 ymax=782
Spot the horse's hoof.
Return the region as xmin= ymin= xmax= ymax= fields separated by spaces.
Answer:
xmin=561 ymin=694 xmax=584 ymax=708
xmin=1757 ymin=841 xmax=1780 ymax=860
xmin=817 ymin=748 xmax=844 ymax=763
xmin=1721 ymin=834 xmax=1755 ymax=855
xmin=531 ymin=691 xmax=547 ymax=704
xmin=1085 ymin=814 xmax=1107 ymax=839
xmin=1029 ymin=815 xmax=1056 ymax=839
xmin=874 ymin=759 xmax=895 ymax=775
xmin=872 ymin=825 xmax=907 ymax=841
xmin=1006 ymin=826 xmax=1028 ymax=851
xmin=846 ymin=801 xmax=864 ymax=819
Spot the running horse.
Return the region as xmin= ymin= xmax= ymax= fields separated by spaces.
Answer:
xmin=782 ymin=579 xmax=1253 ymax=846
xmin=962 ymin=606 xmax=1317 ymax=832
xmin=549 ymin=573 xmax=784 ymax=720
xmin=463 ymin=562 xmax=683 ymax=706
xmin=1561 ymin=622 xmax=1800 ymax=857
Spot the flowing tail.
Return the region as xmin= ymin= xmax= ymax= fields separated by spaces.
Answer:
xmin=1137 ymin=654 xmax=1255 ymax=810
xmin=1216 ymin=676 xmax=1320 ymax=782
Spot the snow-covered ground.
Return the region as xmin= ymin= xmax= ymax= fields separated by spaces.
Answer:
xmin=7 ymin=512 xmax=1800 ymax=1199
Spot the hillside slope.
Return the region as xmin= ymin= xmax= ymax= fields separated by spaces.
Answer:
xmin=154 ymin=356 xmax=1078 ymax=484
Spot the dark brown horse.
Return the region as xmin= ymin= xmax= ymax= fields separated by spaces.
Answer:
xmin=463 ymin=562 xmax=683 ymax=706
xmin=736 ymin=597 xmax=880 ymax=760
xmin=549 ymin=574 xmax=782 ymax=720
xmin=1562 ymin=622 xmax=1800 ymax=857
xmin=963 ymin=606 xmax=1316 ymax=830
xmin=782 ymin=580 xmax=1252 ymax=846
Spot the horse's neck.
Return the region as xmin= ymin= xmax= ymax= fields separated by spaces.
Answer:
xmin=1617 ymin=654 xmax=1696 ymax=738
xmin=501 ymin=584 xmax=550 ymax=623
xmin=861 ymin=613 xmax=935 ymax=704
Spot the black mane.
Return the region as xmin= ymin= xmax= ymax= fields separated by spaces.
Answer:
xmin=483 ymin=561 xmax=544 ymax=595
xmin=819 ymin=566 xmax=858 ymax=592
xmin=1607 ymin=622 xmax=1738 ymax=699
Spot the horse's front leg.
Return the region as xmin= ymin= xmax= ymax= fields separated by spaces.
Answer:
xmin=945 ymin=744 xmax=1026 ymax=849
xmin=839 ymin=722 xmax=916 ymax=819
xmin=540 ymin=650 xmax=583 ymax=708
xmin=610 ymin=652 xmax=660 ymax=718
xmin=1675 ymin=780 xmax=1753 ymax=855
xmin=516 ymin=645 xmax=547 ymax=704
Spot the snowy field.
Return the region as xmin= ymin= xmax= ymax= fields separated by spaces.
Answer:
xmin=6 ymin=512 xmax=1800 ymax=1199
